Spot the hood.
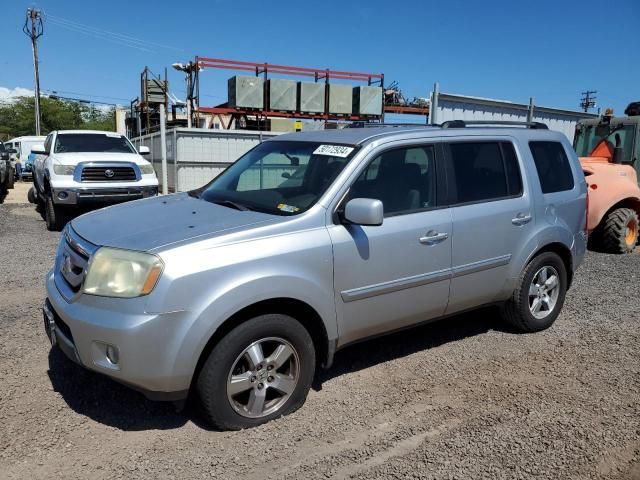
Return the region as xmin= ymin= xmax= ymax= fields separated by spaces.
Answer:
xmin=71 ymin=193 xmax=283 ymax=251
xmin=53 ymin=152 xmax=144 ymax=165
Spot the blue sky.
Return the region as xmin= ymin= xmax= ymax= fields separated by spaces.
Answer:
xmin=1 ymin=0 xmax=638 ymax=114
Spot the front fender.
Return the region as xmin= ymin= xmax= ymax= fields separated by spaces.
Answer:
xmin=169 ymin=274 xmax=336 ymax=388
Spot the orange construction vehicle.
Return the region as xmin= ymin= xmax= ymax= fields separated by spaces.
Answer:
xmin=574 ymin=103 xmax=640 ymax=253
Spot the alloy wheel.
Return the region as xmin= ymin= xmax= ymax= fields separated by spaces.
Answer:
xmin=226 ymin=337 xmax=300 ymax=419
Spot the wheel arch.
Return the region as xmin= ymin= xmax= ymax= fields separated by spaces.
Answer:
xmin=190 ymin=297 xmax=331 ymax=394
xmin=528 ymin=242 xmax=574 ymax=289
xmin=591 ymin=195 xmax=640 ymax=231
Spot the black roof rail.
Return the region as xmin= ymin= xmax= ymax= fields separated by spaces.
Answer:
xmin=346 ymin=122 xmax=432 ymax=128
xmin=440 ymin=120 xmax=548 ymax=130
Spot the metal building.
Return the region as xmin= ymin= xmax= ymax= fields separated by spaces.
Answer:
xmin=430 ymin=89 xmax=597 ymax=142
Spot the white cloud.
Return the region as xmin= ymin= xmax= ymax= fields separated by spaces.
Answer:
xmin=0 ymin=86 xmax=35 ymax=103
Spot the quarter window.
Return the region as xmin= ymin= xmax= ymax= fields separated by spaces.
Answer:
xmin=529 ymin=141 xmax=574 ymax=193
xmin=446 ymin=142 xmax=522 ymax=204
xmin=350 ymin=145 xmax=436 ymax=216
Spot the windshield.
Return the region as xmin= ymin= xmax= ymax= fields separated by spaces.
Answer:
xmin=54 ymin=133 xmax=136 ymax=154
xmin=195 ymin=140 xmax=358 ymax=216
xmin=574 ymin=123 xmax=636 ymax=161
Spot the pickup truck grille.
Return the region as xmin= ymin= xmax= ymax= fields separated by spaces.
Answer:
xmin=80 ymin=166 xmax=137 ymax=182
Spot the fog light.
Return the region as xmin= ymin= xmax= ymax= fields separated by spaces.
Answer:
xmin=106 ymin=345 xmax=119 ymax=364
xmin=58 ymin=191 xmax=68 ymax=200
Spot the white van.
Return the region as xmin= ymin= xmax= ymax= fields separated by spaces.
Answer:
xmin=5 ymin=135 xmax=47 ymax=180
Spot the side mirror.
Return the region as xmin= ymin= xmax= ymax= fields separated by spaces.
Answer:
xmin=31 ymin=144 xmax=47 ymax=155
xmin=281 ymin=172 xmax=291 ymax=179
xmin=138 ymin=146 xmax=150 ymax=155
xmin=344 ymin=198 xmax=383 ymax=226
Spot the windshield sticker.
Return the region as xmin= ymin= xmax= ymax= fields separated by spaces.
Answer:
xmin=277 ymin=203 xmax=300 ymax=213
xmin=313 ymin=145 xmax=354 ymax=158
xmin=105 ymin=133 xmax=122 ymax=138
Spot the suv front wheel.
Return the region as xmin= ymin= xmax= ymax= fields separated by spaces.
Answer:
xmin=196 ymin=314 xmax=315 ymax=430
xmin=501 ymin=252 xmax=567 ymax=332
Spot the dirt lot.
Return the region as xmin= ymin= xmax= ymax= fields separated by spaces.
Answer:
xmin=1 ymin=193 xmax=639 ymax=480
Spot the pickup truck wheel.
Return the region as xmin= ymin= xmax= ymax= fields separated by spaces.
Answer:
xmin=196 ymin=314 xmax=315 ymax=430
xmin=602 ymin=208 xmax=638 ymax=254
xmin=27 ymin=186 xmax=37 ymax=204
xmin=44 ymin=195 xmax=67 ymax=231
xmin=501 ymin=252 xmax=567 ymax=333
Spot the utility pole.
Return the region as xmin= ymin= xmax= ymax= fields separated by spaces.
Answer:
xmin=580 ymin=90 xmax=597 ymax=113
xmin=23 ymin=8 xmax=44 ymax=136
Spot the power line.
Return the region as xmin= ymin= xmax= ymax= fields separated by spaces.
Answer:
xmin=580 ymin=90 xmax=597 ymax=113
xmin=45 ymin=13 xmax=184 ymax=53
xmin=23 ymin=8 xmax=44 ymax=136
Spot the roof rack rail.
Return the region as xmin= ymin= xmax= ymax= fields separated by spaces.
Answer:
xmin=440 ymin=120 xmax=548 ymax=130
xmin=346 ymin=122 xmax=432 ymax=128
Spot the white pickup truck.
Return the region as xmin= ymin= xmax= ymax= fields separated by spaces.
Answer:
xmin=30 ymin=130 xmax=159 ymax=231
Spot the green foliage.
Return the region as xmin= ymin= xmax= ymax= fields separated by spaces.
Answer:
xmin=0 ymin=96 xmax=116 ymax=140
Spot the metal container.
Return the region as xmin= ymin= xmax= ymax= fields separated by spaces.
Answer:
xmin=228 ymin=76 xmax=264 ymax=109
xmin=353 ymin=86 xmax=382 ymax=116
xmin=328 ymin=84 xmax=353 ymax=115
xmin=297 ymin=82 xmax=325 ymax=113
xmin=267 ymin=79 xmax=296 ymax=111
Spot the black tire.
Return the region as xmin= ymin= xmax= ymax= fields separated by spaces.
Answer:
xmin=501 ymin=252 xmax=567 ymax=333
xmin=44 ymin=195 xmax=67 ymax=231
xmin=7 ymin=166 xmax=14 ymax=189
xmin=601 ymin=207 xmax=638 ymax=254
xmin=196 ymin=314 xmax=315 ymax=430
xmin=27 ymin=186 xmax=36 ymax=204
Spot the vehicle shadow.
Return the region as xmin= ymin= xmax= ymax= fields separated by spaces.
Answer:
xmin=47 ymin=306 xmax=513 ymax=431
xmin=313 ymin=306 xmax=512 ymax=389
xmin=47 ymin=348 xmax=188 ymax=431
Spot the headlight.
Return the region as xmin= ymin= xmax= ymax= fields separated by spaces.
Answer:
xmin=53 ymin=164 xmax=76 ymax=175
xmin=139 ymin=164 xmax=155 ymax=175
xmin=83 ymin=247 xmax=164 ymax=298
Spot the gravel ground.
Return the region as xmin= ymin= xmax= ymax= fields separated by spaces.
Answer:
xmin=1 ymin=201 xmax=639 ymax=480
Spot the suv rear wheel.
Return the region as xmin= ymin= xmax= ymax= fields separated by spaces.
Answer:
xmin=501 ymin=252 xmax=567 ymax=332
xmin=601 ymin=207 xmax=638 ymax=254
xmin=196 ymin=314 xmax=315 ymax=430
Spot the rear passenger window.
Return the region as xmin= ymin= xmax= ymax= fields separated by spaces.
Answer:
xmin=529 ymin=141 xmax=574 ymax=193
xmin=446 ymin=142 xmax=522 ymax=204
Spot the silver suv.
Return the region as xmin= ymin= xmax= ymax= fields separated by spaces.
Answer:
xmin=44 ymin=122 xmax=588 ymax=430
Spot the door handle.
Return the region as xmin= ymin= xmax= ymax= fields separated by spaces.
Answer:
xmin=419 ymin=231 xmax=449 ymax=245
xmin=512 ymin=213 xmax=532 ymax=226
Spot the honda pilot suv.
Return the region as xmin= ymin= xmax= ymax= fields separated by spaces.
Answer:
xmin=43 ymin=122 xmax=587 ymax=430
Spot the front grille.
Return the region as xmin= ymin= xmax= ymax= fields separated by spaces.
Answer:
xmin=55 ymin=228 xmax=96 ymax=299
xmin=46 ymin=300 xmax=74 ymax=343
xmin=80 ymin=166 xmax=136 ymax=182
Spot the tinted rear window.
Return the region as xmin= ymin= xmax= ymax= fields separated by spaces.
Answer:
xmin=446 ymin=141 xmax=522 ymax=204
xmin=529 ymin=141 xmax=574 ymax=193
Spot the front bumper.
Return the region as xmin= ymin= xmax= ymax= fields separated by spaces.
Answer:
xmin=44 ymin=270 xmax=191 ymax=400
xmin=51 ymin=185 xmax=158 ymax=205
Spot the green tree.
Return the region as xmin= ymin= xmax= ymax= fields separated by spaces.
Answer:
xmin=0 ymin=96 xmax=116 ymax=140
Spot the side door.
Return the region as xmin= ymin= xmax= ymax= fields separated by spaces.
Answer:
xmin=328 ymin=142 xmax=453 ymax=347
xmin=34 ymin=133 xmax=53 ymax=192
xmin=443 ymin=140 xmax=535 ymax=314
